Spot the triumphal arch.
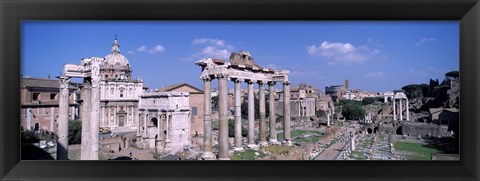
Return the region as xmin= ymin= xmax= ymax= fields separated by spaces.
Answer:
xmin=196 ymin=50 xmax=291 ymax=160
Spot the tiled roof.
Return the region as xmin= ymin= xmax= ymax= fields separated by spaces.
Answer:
xmin=21 ymin=77 xmax=79 ymax=89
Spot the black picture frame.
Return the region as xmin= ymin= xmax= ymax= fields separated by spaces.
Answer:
xmin=1 ymin=0 xmax=479 ymax=180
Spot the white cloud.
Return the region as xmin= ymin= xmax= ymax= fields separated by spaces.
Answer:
xmin=416 ymin=38 xmax=435 ymax=46
xmin=364 ymin=72 xmax=384 ymax=78
xmin=148 ymin=44 xmax=165 ymax=54
xmin=136 ymin=45 xmax=147 ymax=52
xmin=182 ymin=38 xmax=235 ymax=61
xmin=127 ymin=50 xmax=135 ymax=55
xmin=198 ymin=46 xmax=230 ymax=59
xmin=307 ymin=41 xmax=381 ymax=65
xmin=135 ymin=44 xmax=165 ymax=54
xmin=191 ymin=38 xmax=231 ymax=49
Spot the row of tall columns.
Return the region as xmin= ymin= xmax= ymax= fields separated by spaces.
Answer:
xmin=202 ymin=76 xmax=291 ymax=160
xmin=202 ymin=75 xmax=291 ymax=160
xmin=393 ymin=98 xmax=410 ymax=121
xmin=57 ymin=77 xmax=70 ymax=160
xmin=58 ymin=75 xmax=99 ymax=160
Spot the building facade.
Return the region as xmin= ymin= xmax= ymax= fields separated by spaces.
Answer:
xmin=97 ymin=37 xmax=144 ymax=130
xmin=20 ymin=77 xmax=79 ymax=132
xmin=137 ymin=92 xmax=191 ymax=154
xmin=156 ymin=83 xmax=204 ymax=136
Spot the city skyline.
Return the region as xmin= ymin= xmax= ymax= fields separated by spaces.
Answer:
xmin=22 ymin=21 xmax=459 ymax=92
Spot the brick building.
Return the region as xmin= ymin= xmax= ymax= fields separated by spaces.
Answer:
xmin=20 ymin=77 xmax=79 ymax=132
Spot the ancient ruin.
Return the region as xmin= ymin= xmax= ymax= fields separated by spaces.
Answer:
xmin=392 ymin=91 xmax=409 ymax=121
xmin=136 ymin=92 xmax=190 ymax=154
xmin=196 ymin=50 xmax=290 ymax=160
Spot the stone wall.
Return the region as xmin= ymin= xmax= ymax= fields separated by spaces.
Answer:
xmin=378 ymin=122 xmax=449 ymax=138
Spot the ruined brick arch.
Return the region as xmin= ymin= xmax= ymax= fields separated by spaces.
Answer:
xmin=367 ymin=128 xmax=373 ymax=134
xmin=396 ymin=126 xmax=403 ymax=135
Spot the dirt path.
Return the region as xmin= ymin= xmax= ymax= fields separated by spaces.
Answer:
xmin=315 ymin=126 xmax=355 ymax=160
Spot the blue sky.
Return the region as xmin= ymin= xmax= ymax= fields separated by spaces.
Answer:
xmin=22 ymin=21 xmax=459 ymax=92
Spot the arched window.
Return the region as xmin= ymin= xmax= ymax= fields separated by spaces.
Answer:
xmin=34 ymin=123 xmax=40 ymax=131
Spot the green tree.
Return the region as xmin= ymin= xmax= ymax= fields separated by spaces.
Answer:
xmin=341 ymin=102 xmax=365 ymax=120
xmin=315 ymin=109 xmax=326 ymax=118
xmin=362 ymin=97 xmax=378 ymax=105
xmin=211 ymin=95 xmax=219 ymax=111
xmin=401 ymin=84 xmax=430 ymax=99
xmin=68 ymin=119 xmax=82 ymax=144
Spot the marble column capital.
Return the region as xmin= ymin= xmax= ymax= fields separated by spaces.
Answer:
xmin=58 ymin=76 xmax=71 ymax=89
xmin=246 ymin=80 xmax=255 ymax=84
xmin=82 ymin=78 xmax=92 ymax=89
xmin=215 ymin=73 xmax=228 ymax=79
xmin=257 ymin=80 xmax=268 ymax=85
xmin=283 ymin=81 xmax=290 ymax=86
xmin=232 ymin=78 xmax=244 ymax=83
xmin=268 ymin=81 xmax=276 ymax=86
xmin=202 ymin=76 xmax=213 ymax=82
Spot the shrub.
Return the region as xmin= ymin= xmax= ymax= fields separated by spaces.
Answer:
xmin=68 ymin=119 xmax=82 ymax=144
xmin=228 ymin=119 xmax=248 ymax=137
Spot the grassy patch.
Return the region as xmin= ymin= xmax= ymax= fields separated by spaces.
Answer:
xmin=394 ymin=141 xmax=440 ymax=160
xmin=277 ymin=130 xmax=323 ymax=143
xmin=230 ymin=150 xmax=267 ymax=160
xmin=348 ymin=150 xmax=367 ymax=160
xmin=262 ymin=145 xmax=292 ymax=155
xmin=378 ymin=135 xmax=385 ymax=142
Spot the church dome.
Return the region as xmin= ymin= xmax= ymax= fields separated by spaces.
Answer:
xmin=104 ymin=36 xmax=129 ymax=67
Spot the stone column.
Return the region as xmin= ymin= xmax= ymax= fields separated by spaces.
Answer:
xmin=399 ymin=98 xmax=403 ymax=121
xmin=26 ymin=108 xmax=31 ymax=130
xmin=268 ymin=82 xmax=278 ymax=144
xmin=143 ymin=113 xmax=147 ymax=136
xmin=137 ymin=112 xmax=141 ymax=136
xmin=156 ymin=114 xmax=161 ymax=141
xmin=233 ymin=79 xmax=243 ymax=151
xmin=57 ymin=76 xmax=70 ymax=160
xmin=201 ymin=77 xmax=215 ymax=160
xmin=165 ymin=113 xmax=170 ymax=141
xmin=90 ymin=67 xmax=101 ymax=160
xmin=327 ymin=113 xmax=331 ymax=126
xmin=50 ymin=107 xmax=54 ymax=132
xmin=406 ymin=99 xmax=410 ymax=121
xmin=351 ymin=133 xmax=355 ymax=151
xmin=283 ymin=81 xmax=291 ymax=145
xmin=258 ymin=81 xmax=267 ymax=146
xmin=393 ymin=98 xmax=396 ymax=120
xmin=80 ymin=78 xmax=92 ymax=160
xmin=217 ymin=74 xmax=229 ymax=160
xmin=247 ymin=80 xmax=256 ymax=148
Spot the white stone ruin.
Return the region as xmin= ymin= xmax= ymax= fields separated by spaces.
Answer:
xmin=196 ymin=51 xmax=291 ymax=160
